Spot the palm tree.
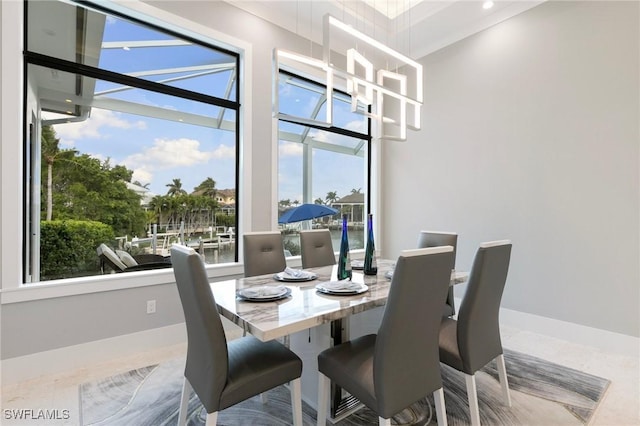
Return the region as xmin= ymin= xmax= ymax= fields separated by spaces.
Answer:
xmin=325 ymin=191 xmax=338 ymax=206
xmin=41 ymin=125 xmax=59 ymax=221
xmin=41 ymin=125 xmax=76 ymax=220
xmin=144 ymin=210 xmax=156 ymax=230
xmin=133 ymin=180 xmax=151 ymax=189
xmin=194 ymin=177 xmax=217 ymax=197
xmin=350 ymin=188 xmax=362 ymax=194
xmin=314 ymin=197 xmax=325 ymax=205
xmin=166 ymin=178 xmax=187 ymax=196
xmin=280 ymin=199 xmax=292 ymax=208
xmin=192 ymin=178 xmax=218 ymax=231
xmin=149 ymin=195 xmax=166 ymax=225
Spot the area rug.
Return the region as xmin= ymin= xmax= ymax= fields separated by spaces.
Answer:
xmin=79 ymin=349 xmax=610 ymax=425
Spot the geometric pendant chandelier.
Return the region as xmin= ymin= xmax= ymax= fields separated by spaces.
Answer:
xmin=273 ymin=14 xmax=423 ymax=141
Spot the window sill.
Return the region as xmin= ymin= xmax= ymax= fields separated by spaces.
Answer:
xmin=1 ymin=250 xmax=365 ymax=305
xmin=0 ymin=262 xmax=245 ymax=305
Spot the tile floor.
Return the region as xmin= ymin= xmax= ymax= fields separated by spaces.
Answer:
xmin=1 ymin=321 xmax=638 ymax=426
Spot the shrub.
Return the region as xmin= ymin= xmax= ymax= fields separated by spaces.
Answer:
xmin=283 ymin=238 xmax=300 ymax=256
xmin=40 ymin=220 xmax=115 ymax=280
xmin=215 ymin=213 xmax=236 ymax=228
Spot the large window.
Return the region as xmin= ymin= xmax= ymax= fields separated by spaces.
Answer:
xmin=24 ymin=1 xmax=240 ymax=283
xmin=277 ymin=72 xmax=370 ymax=256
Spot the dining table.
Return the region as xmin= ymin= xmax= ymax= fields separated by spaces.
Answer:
xmin=209 ymin=258 xmax=469 ymax=421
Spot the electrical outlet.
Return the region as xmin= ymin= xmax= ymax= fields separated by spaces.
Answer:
xmin=146 ymin=299 xmax=156 ymax=314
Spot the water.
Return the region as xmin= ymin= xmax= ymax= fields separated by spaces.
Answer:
xmin=202 ymin=228 xmax=365 ymax=264
xmin=203 ymin=245 xmax=236 ymax=264
xmin=283 ymin=228 xmax=365 ymax=256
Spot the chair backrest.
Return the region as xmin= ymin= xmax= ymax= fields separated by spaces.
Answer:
xmin=457 ymin=240 xmax=512 ymax=373
xmin=171 ymin=244 xmax=229 ymax=412
xmin=97 ymin=243 xmax=127 ymax=272
xmin=242 ymin=231 xmax=287 ymax=277
xmin=374 ymin=246 xmax=454 ymax=418
xmin=417 ymin=230 xmax=458 ymax=270
xmin=417 ymin=231 xmax=458 ymax=316
xmin=300 ymin=229 xmax=336 ymax=269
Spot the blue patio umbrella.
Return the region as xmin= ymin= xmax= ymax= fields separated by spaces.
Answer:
xmin=278 ymin=203 xmax=339 ymax=224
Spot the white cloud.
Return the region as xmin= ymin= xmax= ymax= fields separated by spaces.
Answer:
xmin=132 ymin=168 xmax=153 ymax=186
xmin=279 ymin=82 xmax=293 ymax=97
xmin=124 ymin=138 xmax=210 ymax=169
xmin=59 ymin=138 xmax=75 ymax=148
xmin=345 ymin=119 xmax=367 ymax=133
xmin=123 ymin=139 xmax=235 ymax=184
xmin=211 ymin=144 xmax=235 ymax=159
xmin=279 ymin=141 xmax=303 ymax=156
xmin=308 ymin=129 xmax=329 ymax=143
xmin=53 ymin=109 xmax=147 ymax=146
xmin=85 ymin=152 xmax=108 ymax=163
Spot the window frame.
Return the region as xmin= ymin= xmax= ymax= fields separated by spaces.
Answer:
xmin=276 ymin=69 xmax=373 ymax=251
xmin=19 ymin=0 xmax=244 ymax=287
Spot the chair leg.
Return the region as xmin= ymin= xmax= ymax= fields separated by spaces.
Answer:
xmin=290 ymin=378 xmax=303 ymax=426
xmin=378 ymin=417 xmax=391 ymax=426
xmin=261 ymin=392 xmax=267 ymax=403
xmin=465 ymin=373 xmax=481 ymax=426
xmin=205 ymin=411 xmax=218 ymax=425
xmin=496 ymin=354 xmax=512 ymax=407
xmin=178 ymin=377 xmax=192 ymax=426
xmin=317 ymin=373 xmax=330 ymax=426
xmin=433 ymin=387 xmax=448 ymax=426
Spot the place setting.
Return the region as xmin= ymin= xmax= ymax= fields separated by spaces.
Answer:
xmin=384 ymin=263 xmax=396 ymax=280
xmin=315 ymin=279 xmax=369 ymax=296
xmin=236 ymin=284 xmax=292 ymax=302
xmin=272 ymin=267 xmax=318 ymax=282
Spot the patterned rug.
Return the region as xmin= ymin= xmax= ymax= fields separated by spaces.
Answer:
xmin=79 ymin=349 xmax=610 ymax=425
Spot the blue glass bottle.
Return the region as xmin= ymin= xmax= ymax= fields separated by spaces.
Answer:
xmin=337 ymin=214 xmax=352 ymax=280
xmin=363 ymin=214 xmax=378 ymax=275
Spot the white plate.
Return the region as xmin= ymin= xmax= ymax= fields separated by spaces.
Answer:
xmin=273 ymin=270 xmax=318 ymax=282
xmin=237 ymin=285 xmax=289 ymax=300
xmin=315 ymin=282 xmax=369 ymax=295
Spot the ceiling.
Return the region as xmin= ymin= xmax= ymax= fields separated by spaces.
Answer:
xmin=224 ymin=0 xmax=545 ymax=60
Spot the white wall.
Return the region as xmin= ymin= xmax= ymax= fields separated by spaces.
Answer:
xmin=0 ymin=0 xmax=312 ymax=360
xmin=381 ymin=1 xmax=639 ymax=337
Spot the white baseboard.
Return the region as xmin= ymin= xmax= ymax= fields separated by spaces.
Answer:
xmin=1 ymin=323 xmax=187 ymax=385
xmin=454 ymin=297 xmax=640 ymax=357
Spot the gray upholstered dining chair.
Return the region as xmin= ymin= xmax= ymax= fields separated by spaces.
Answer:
xmin=417 ymin=231 xmax=458 ymax=317
xmin=243 ymin=231 xmax=287 ymax=277
xmin=171 ymin=244 xmax=303 ymax=426
xmin=300 ymin=229 xmax=336 ymax=269
xmin=316 ymin=246 xmax=454 ymax=426
xmin=438 ymin=240 xmax=512 ymax=426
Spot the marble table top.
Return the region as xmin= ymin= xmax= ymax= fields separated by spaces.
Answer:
xmin=210 ymin=259 xmax=468 ymax=342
